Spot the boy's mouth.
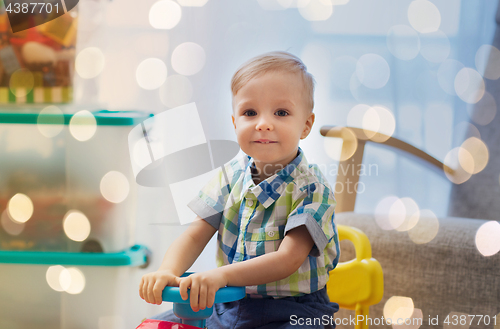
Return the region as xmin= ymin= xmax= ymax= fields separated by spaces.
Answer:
xmin=254 ymin=139 xmax=277 ymax=144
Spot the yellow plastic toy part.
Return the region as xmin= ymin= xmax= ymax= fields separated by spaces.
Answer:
xmin=327 ymin=225 xmax=384 ymax=329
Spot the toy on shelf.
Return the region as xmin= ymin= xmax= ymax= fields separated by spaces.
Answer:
xmin=37 ymin=12 xmax=77 ymax=48
xmin=0 ymin=4 xmax=76 ymax=104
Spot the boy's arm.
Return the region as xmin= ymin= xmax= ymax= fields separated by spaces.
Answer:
xmin=220 ymin=225 xmax=314 ymax=286
xmin=177 ymin=225 xmax=314 ymax=311
xmin=157 ymin=216 xmax=217 ymax=275
xmin=139 ymin=216 xmax=217 ymax=305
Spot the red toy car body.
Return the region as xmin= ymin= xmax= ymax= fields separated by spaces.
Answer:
xmin=136 ymin=319 xmax=200 ymax=329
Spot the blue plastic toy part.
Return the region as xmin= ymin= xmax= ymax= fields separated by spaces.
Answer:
xmin=161 ymin=272 xmax=246 ymax=328
xmin=0 ymin=110 xmax=152 ymax=126
xmin=0 ymin=245 xmax=149 ymax=267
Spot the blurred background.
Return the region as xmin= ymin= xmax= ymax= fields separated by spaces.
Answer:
xmin=83 ymin=0 xmax=498 ymax=216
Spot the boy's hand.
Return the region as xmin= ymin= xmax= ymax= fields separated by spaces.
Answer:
xmin=177 ymin=269 xmax=228 ymax=312
xmin=139 ymin=270 xmax=179 ymax=305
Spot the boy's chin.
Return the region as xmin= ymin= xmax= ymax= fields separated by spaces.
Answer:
xmin=245 ymin=146 xmax=298 ymax=163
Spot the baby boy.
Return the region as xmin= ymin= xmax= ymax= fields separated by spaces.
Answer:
xmin=140 ymin=51 xmax=340 ymax=329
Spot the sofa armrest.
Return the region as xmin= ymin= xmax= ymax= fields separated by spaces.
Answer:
xmin=320 ymin=126 xmax=453 ymax=213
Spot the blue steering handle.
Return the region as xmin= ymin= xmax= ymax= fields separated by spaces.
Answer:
xmin=161 ymin=272 xmax=246 ymax=328
xmin=162 ymin=285 xmax=246 ymax=304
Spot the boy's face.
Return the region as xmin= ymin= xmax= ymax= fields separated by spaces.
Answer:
xmin=231 ymin=70 xmax=315 ymax=170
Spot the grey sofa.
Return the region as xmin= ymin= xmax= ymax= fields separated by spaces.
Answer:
xmin=334 ymin=212 xmax=500 ymax=329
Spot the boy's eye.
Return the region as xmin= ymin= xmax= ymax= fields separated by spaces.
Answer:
xmin=275 ymin=109 xmax=289 ymax=117
xmin=243 ymin=109 xmax=257 ymax=116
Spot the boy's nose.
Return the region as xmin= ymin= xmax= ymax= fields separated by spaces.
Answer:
xmin=255 ymin=117 xmax=273 ymax=131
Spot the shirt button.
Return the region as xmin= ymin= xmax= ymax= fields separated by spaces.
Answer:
xmin=247 ymin=199 xmax=254 ymax=207
xmin=267 ymin=231 xmax=275 ymax=237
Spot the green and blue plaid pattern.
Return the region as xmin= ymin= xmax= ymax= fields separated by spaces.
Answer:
xmin=187 ymin=147 xmax=340 ymax=298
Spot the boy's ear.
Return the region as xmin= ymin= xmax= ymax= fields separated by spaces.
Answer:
xmin=232 ymin=114 xmax=236 ymax=129
xmin=300 ymin=112 xmax=315 ymax=139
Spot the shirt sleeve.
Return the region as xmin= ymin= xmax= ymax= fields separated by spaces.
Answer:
xmin=284 ymin=182 xmax=337 ymax=257
xmin=187 ymin=163 xmax=233 ymax=230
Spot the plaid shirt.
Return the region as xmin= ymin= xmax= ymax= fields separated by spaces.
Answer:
xmin=187 ymin=147 xmax=340 ymax=298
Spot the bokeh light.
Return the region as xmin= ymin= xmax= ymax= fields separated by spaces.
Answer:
xmin=60 ymin=267 xmax=86 ymax=294
xmin=159 ymin=75 xmax=193 ymax=108
xmin=347 ymin=103 xmax=370 ymax=136
xmin=332 ymin=56 xmax=358 ymax=90
xmin=392 ymin=308 xmax=423 ymax=329
xmin=395 ymin=197 xmax=420 ymax=232
xmin=388 ymin=198 xmax=406 ymax=231
xmin=408 ymin=209 xmax=439 ymax=244
xmin=356 ymin=54 xmax=390 ymax=89
xmin=298 ymin=0 xmax=333 ymax=21
xmin=9 ymin=69 xmax=34 ymax=97
xmin=171 ymin=42 xmax=206 ymax=76
xmin=375 ymin=196 xmax=404 ymax=230
xmin=76 ymin=47 xmax=105 ymax=79
xmin=444 ymin=147 xmax=473 ymax=184
xmin=466 ymin=91 xmax=497 ymax=126
xmin=362 ymin=106 xmax=396 ymax=142
xmin=362 ymin=107 xmax=381 ymax=138
xmin=149 ymin=0 xmax=182 ymax=29
xmin=177 ymin=0 xmax=209 ymax=6
xmin=46 ymin=265 xmax=66 ymax=292
xmin=323 ymin=127 xmax=358 ymax=161
xmin=438 ymin=59 xmax=465 ymax=95
xmin=475 ymin=44 xmax=500 ymax=80
xmin=458 ymin=137 xmax=489 ymax=174
xmin=100 ymin=171 xmax=130 ymax=203
xmin=136 ymin=58 xmax=168 ymax=90
xmin=384 ymin=296 xmax=415 ymax=325
xmin=454 ymin=68 xmax=485 ymax=104
xmin=7 ymin=193 xmax=34 ymax=224
xmin=419 ymin=30 xmax=450 ymax=63
xmin=37 ymin=106 xmax=65 ymax=138
xmin=69 ymin=110 xmax=97 ymax=142
xmin=63 ymin=210 xmax=91 ymax=242
xmin=407 ymin=0 xmax=441 ymax=34
xmin=475 ymin=221 xmax=500 ymax=257
xmin=1 ymin=210 xmax=24 ymax=236
xmin=386 ymin=25 xmax=420 ymax=60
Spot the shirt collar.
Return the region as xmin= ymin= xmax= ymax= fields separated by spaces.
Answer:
xmin=241 ymin=147 xmax=309 ymax=208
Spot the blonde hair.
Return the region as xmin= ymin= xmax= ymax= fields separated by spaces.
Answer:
xmin=231 ymin=51 xmax=315 ymax=111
